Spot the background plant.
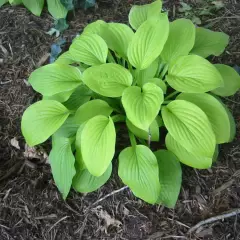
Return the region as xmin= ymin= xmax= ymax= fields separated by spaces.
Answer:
xmin=21 ymin=0 xmax=240 ymax=206
xmin=0 ymin=0 xmax=96 ymax=32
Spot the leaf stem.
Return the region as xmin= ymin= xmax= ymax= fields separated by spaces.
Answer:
xmin=163 ymin=100 xmax=172 ymax=105
xmin=165 ymin=91 xmax=179 ymax=100
xmin=160 ymin=64 xmax=169 ymax=79
xmin=107 ymin=51 xmax=116 ymax=63
xmin=129 ymin=131 xmax=137 ymax=148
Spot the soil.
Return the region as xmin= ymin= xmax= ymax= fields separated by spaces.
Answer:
xmin=0 ymin=1 xmax=240 ymax=239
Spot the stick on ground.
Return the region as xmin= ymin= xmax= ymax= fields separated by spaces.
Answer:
xmin=188 ymin=208 xmax=240 ymax=234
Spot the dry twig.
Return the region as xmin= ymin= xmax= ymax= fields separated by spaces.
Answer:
xmin=188 ymin=208 xmax=240 ymax=234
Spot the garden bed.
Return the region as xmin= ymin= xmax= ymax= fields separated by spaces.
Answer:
xmin=0 ymin=0 xmax=240 ymax=239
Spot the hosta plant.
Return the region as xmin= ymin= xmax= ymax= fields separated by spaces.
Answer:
xmin=21 ymin=0 xmax=240 ymax=206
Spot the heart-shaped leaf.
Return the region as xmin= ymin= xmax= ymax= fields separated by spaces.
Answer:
xmin=43 ymin=89 xmax=75 ymax=103
xmin=141 ymin=78 xmax=167 ymax=94
xmin=22 ymin=0 xmax=44 ymax=16
xmin=190 ymin=27 xmax=229 ymax=58
xmin=126 ymin=118 xmax=159 ymax=141
xmin=166 ymin=55 xmax=223 ymax=93
xmin=47 ymin=0 xmax=68 ymax=19
xmin=177 ymin=93 xmax=234 ymax=143
xmin=154 ymin=150 xmax=182 ymax=208
xmin=21 ymin=100 xmax=70 ymax=146
xmin=128 ymin=14 xmax=169 ymax=70
xmin=55 ymin=51 xmax=75 ymax=65
xmin=74 ymin=99 xmax=113 ymax=124
xmin=73 ymin=163 xmax=112 ymax=193
xmin=166 ymin=134 xmax=212 ymax=169
xmin=160 ymin=18 xmax=195 ymax=63
xmin=128 ymin=0 xmax=162 ymax=30
xmin=162 ymin=100 xmax=216 ymax=158
xmin=83 ymin=63 xmax=133 ymax=97
xmin=122 ymin=83 xmax=163 ymax=130
xmin=100 ymin=23 xmax=134 ymax=58
xmin=29 ymin=64 xmax=82 ymax=96
xmin=49 ymin=137 xmax=76 ymax=199
xmin=80 ymin=115 xmax=116 ymax=176
xmin=118 ymin=145 xmax=161 ymax=204
xmin=70 ymin=34 xmax=108 ymax=66
xmin=212 ymin=64 xmax=240 ymax=96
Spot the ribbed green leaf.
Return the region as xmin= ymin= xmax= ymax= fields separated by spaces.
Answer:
xmin=47 ymin=0 xmax=68 ymax=19
xmin=190 ymin=27 xmax=229 ymax=58
xmin=154 ymin=150 xmax=182 ymax=208
xmin=70 ymin=34 xmax=108 ymax=66
xmin=166 ymin=55 xmax=223 ymax=93
xmin=43 ymin=89 xmax=75 ymax=103
xmin=128 ymin=0 xmax=162 ymax=30
xmin=118 ymin=145 xmax=161 ymax=204
xmin=74 ymin=99 xmax=113 ymax=124
xmin=29 ymin=64 xmax=82 ymax=96
xmin=100 ymin=23 xmax=134 ymax=58
xmin=141 ymin=78 xmax=167 ymax=94
xmin=128 ymin=14 xmax=169 ymax=70
xmin=162 ymin=100 xmax=216 ymax=158
xmin=21 ymin=100 xmax=70 ymax=146
xmin=0 ymin=0 xmax=8 ymax=7
xmin=126 ymin=119 xmax=159 ymax=141
xmin=212 ymin=64 xmax=240 ymax=97
xmin=55 ymin=51 xmax=75 ymax=65
xmin=165 ymin=134 xmax=212 ymax=169
xmin=83 ymin=63 xmax=133 ymax=97
xmin=122 ymin=83 xmax=163 ymax=130
xmin=83 ymin=20 xmax=105 ymax=35
xmin=177 ymin=93 xmax=233 ymax=143
xmin=63 ymin=85 xmax=92 ymax=110
xmin=80 ymin=116 xmax=116 ymax=176
xmin=160 ymin=18 xmax=195 ymax=63
xmin=22 ymin=0 xmax=44 ymax=16
xmin=49 ymin=137 xmax=76 ymax=199
xmin=73 ymin=163 xmax=112 ymax=193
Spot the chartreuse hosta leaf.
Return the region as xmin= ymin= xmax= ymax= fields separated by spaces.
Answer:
xmin=129 ymin=0 xmax=162 ymax=30
xmin=0 ymin=0 xmax=8 ymax=7
xmin=46 ymin=0 xmax=68 ymax=19
xmin=212 ymin=64 xmax=240 ymax=97
xmin=128 ymin=14 xmax=169 ymax=70
xmin=73 ymin=163 xmax=112 ymax=193
xmin=154 ymin=150 xmax=182 ymax=208
xmin=191 ymin=27 xmax=229 ymax=58
xmin=55 ymin=51 xmax=75 ymax=65
xmin=43 ymin=89 xmax=75 ymax=103
xmin=21 ymin=100 xmax=70 ymax=146
xmin=70 ymin=34 xmax=108 ymax=66
xmin=166 ymin=55 xmax=223 ymax=93
xmin=83 ymin=63 xmax=133 ymax=97
xmin=22 ymin=0 xmax=44 ymax=16
xmin=160 ymin=18 xmax=195 ymax=63
xmin=100 ymin=23 xmax=134 ymax=58
xmin=166 ymin=134 xmax=212 ymax=169
xmin=80 ymin=115 xmax=116 ymax=176
xmin=49 ymin=137 xmax=76 ymax=199
xmin=177 ymin=93 xmax=233 ymax=144
xmin=135 ymin=59 xmax=159 ymax=87
xmin=63 ymin=85 xmax=92 ymax=110
xmin=29 ymin=64 xmax=82 ymax=96
xmin=141 ymin=78 xmax=167 ymax=94
xmin=162 ymin=100 xmax=216 ymax=158
xmin=74 ymin=99 xmax=113 ymax=124
xmin=118 ymin=145 xmax=161 ymax=204
xmin=126 ymin=119 xmax=159 ymax=141
xmin=83 ymin=20 xmax=105 ymax=35
xmin=122 ymin=83 xmax=163 ymax=130
xmin=9 ymin=0 xmax=22 ymax=5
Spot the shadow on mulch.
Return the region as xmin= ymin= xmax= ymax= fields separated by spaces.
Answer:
xmin=0 ymin=1 xmax=240 ymax=239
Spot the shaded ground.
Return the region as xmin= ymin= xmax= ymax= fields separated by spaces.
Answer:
xmin=0 ymin=0 xmax=240 ymax=239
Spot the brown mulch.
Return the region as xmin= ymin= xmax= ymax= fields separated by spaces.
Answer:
xmin=0 ymin=1 xmax=240 ymax=239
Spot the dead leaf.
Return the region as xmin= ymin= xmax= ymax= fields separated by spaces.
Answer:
xmin=10 ymin=137 xmax=20 ymax=150
xmin=179 ymin=2 xmax=192 ymax=13
xmin=23 ymin=144 xmax=49 ymax=163
xmin=93 ymin=206 xmax=122 ymax=233
xmin=212 ymin=1 xmax=224 ymax=10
